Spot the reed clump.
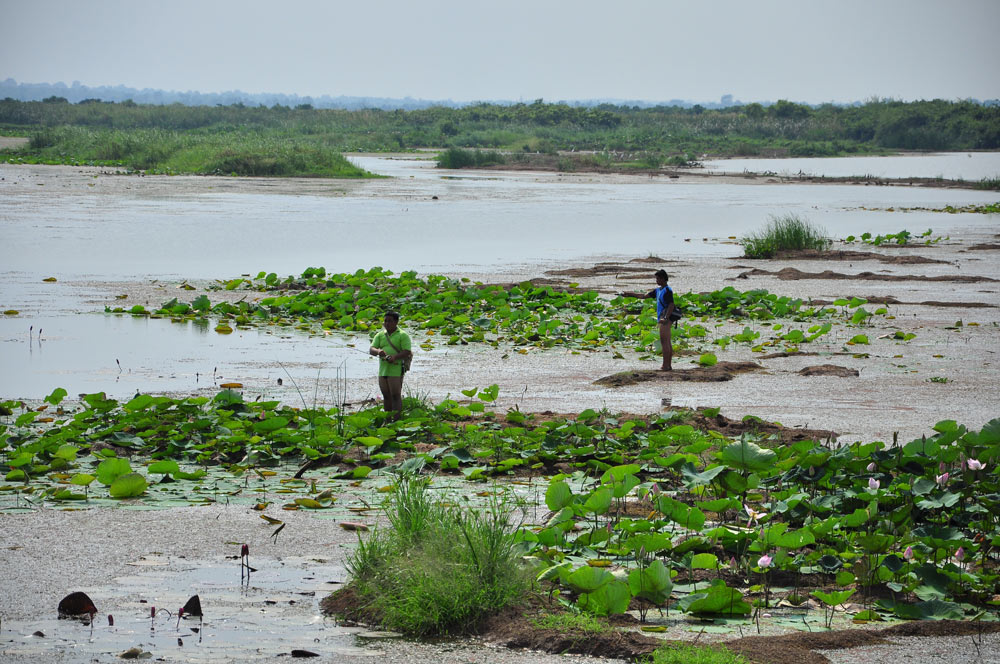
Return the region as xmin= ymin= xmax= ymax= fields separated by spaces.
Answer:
xmin=741 ymin=214 xmax=831 ymax=258
xmin=343 ymin=474 xmax=527 ymax=636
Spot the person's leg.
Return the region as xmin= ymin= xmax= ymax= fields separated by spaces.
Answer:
xmin=384 ymin=375 xmax=404 ymax=418
xmin=378 ymin=376 xmax=393 ymax=414
xmin=659 ymin=322 xmax=673 ymax=370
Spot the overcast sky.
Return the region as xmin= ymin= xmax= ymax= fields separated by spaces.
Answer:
xmin=4 ymin=0 xmax=998 ymax=103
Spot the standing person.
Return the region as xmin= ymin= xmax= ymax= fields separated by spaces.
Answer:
xmin=622 ymin=269 xmax=675 ymax=371
xmin=369 ymin=311 xmax=412 ymax=419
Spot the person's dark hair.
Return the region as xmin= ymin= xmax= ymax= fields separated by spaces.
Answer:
xmin=384 ymin=311 xmax=400 ymax=322
xmin=654 ymin=269 xmax=669 ymax=281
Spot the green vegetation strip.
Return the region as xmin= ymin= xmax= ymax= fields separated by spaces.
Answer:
xmin=107 ymin=266 xmax=897 ymax=355
xmin=2 ymin=98 xmax=998 ymax=178
xmin=3 ymin=384 xmax=999 ymax=623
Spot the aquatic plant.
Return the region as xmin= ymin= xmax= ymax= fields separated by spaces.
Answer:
xmin=740 ymin=214 xmax=831 ymax=259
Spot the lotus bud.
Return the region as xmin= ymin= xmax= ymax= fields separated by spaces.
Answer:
xmin=868 ymin=477 xmax=880 ymax=491
xmin=151 ymin=606 xmax=156 ymax=619
xmin=757 ymin=554 xmax=773 ymax=569
xmin=956 ymin=547 xmax=965 ymax=562
xmin=866 ymin=462 xmax=876 ymax=472
xmin=108 ymin=615 xmax=114 ymax=626
xmin=903 ymin=546 xmax=914 ymax=560
xmin=650 ymin=482 xmax=661 ymax=496
xmin=939 ymin=462 xmax=947 ymax=473
xmin=241 ymin=544 xmax=249 ymax=557
xmin=936 ymin=472 xmax=949 ymax=486
xmin=967 ymin=458 xmax=984 ymax=471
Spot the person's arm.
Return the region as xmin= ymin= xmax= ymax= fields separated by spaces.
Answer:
xmin=369 ymin=335 xmax=386 ymax=358
xmin=620 ymin=289 xmax=656 ymax=298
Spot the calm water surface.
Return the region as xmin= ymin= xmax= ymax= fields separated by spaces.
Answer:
xmin=1 ymin=155 xmax=998 ymax=399
xmin=702 ymin=152 xmax=1000 ymax=180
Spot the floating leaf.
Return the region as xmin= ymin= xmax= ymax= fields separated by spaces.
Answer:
xmin=109 ymin=472 xmax=148 ymax=498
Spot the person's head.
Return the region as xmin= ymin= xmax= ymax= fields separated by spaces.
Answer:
xmin=383 ymin=311 xmax=400 ymax=332
xmin=654 ymin=269 xmax=669 ymax=286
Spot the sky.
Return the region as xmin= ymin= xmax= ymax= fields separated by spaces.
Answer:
xmin=3 ymin=0 xmax=999 ymax=104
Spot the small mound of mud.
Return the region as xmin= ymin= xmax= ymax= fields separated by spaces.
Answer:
xmin=810 ymin=295 xmax=995 ymax=308
xmin=798 ymin=364 xmax=859 ymax=377
xmin=733 ymin=266 xmax=997 ymax=283
xmin=547 ymin=263 xmax=653 ymax=278
xmin=768 ymin=249 xmax=949 ymax=265
xmin=594 ymin=361 xmax=764 ymax=386
xmin=968 ymin=243 xmax=1000 ymax=251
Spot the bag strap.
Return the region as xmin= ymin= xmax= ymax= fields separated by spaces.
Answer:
xmin=382 ymin=331 xmax=403 ymax=356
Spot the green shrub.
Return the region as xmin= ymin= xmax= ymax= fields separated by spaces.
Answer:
xmin=436 ymin=147 xmax=506 ymax=168
xmin=343 ymin=474 xmax=528 ymax=636
xmin=740 ymin=214 xmax=831 ymax=258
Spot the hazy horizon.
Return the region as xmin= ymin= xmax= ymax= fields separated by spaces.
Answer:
xmin=3 ymin=0 xmax=999 ymax=105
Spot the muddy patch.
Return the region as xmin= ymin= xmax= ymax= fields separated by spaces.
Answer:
xmin=733 ymin=267 xmax=997 ymax=283
xmin=594 ymin=361 xmax=764 ymax=386
xmin=810 ymin=295 xmax=996 ymax=308
xmin=727 ymin=621 xmax=1000 ymax=664
xmin=968 ymin=243 xmax=1000 ymax=251
xmin=764 ymin=249 xmax=949 ymax=265
xmin=798 ymin=364 xmax=859 ymax=377
xmin=326 ymin=585 xmax=1000 ymax=664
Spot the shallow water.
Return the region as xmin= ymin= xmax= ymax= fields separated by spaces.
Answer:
xmin=2 ymin=155 xmax=999 ymax=400
xmin=0 ymin=556 xmax=380 ymax=662
xmin=702 ymin=152 xmax=1000 ymax=180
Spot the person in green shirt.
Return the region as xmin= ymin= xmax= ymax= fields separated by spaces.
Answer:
xmin=369 ymin=310 xmax=412 ymax=419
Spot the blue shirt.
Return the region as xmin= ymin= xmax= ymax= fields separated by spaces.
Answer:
xmin=655 ymin=285 xmax=674 ymax=319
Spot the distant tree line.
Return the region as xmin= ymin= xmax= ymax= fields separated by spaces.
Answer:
xmin=2 ymin=97 xmax=997 ymax=176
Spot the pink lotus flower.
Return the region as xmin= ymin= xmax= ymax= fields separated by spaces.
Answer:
xmin=936 ymin=472 xmax=949 ymax=486
xmin=757 ymin=554 xmax=773 ymax=569
xmin=956 ymin=547 xmax=965 ymax=562
xmin=967 ymin=458 xmax=984 ymax=471
xmin=866 ymin=462 xmax=876 ymax=472
xmin=868 ymin=477 xmax=880 ymax=491
xmin=903 ymin=546 xmax=914 ymax=560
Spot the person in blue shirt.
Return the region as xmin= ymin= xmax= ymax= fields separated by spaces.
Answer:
xmin=622 ymin=269 xmax=675 ymax=370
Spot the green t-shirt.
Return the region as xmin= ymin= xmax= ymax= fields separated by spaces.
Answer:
xmin=371 ymin=329 xmax=412 ymax=377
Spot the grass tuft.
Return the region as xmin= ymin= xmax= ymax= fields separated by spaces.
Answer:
xmin=343 ymin=474 xmax=528 ymax=636
xmin=740 ymin=213 xmax=831 ymax=258
xmin=647 ymin=642 xmax=750 ymax=664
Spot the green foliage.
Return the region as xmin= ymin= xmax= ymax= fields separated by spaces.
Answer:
xmin=648 ymin=642 xmax=750 ymax=664
xmin=741 ymin=214 xmax=831 ymax=258
xmin=532 ymin=611 xmax=611 ymax=634
xmin=4 ymin=98 xmax=998 ymax=173
xmin=343 ymin=476 xmax=527 ymax=635
xmin=436 ymin=147 xmax=506 ymax=168
xmin=6 ymin=380 xmax=1000 ymax=622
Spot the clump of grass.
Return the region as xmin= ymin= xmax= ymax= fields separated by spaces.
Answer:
xmin=740 ymin=213 xmax=831 ymax=258
xmin=436 ymin=147 xmax=506 ymax=168
xmin=532 ymin=611 xmax=611 ymax=634
xmin=974 ymin=176 xmax=1000 ymax=191
xmin=343 ymin=474 xmax=528 ymax=636
xmin=647 ymin=642 xmax=750 ymax=664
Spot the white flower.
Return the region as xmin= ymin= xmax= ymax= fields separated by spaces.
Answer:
xmin=868 ymin=477 xmax=880 ymax=491
xmin=757 ymin=554 xmax=773 ymax=569
xmin=967 ymin=459 xmax=984 ymax=471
